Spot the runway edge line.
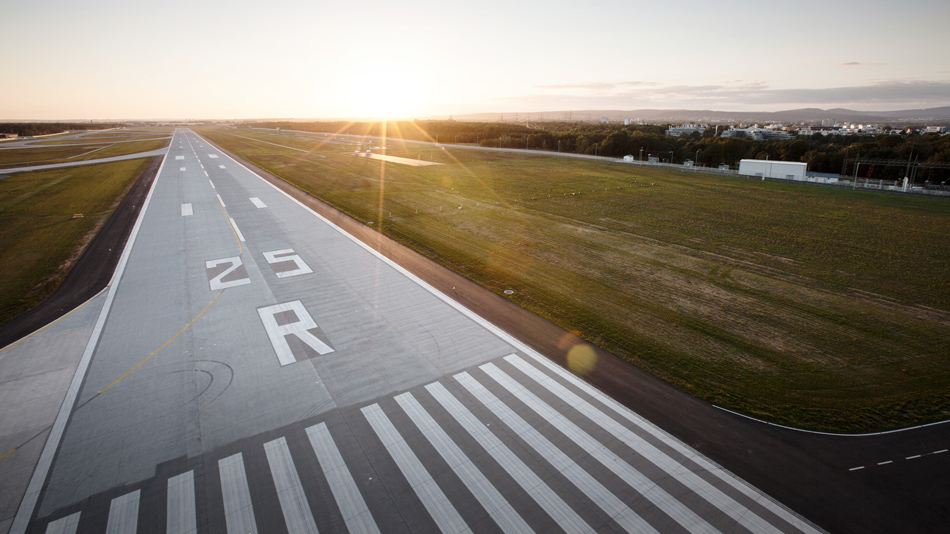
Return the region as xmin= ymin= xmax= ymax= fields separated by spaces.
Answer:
xmin=8 ymin=133 xmax=170 ymax=534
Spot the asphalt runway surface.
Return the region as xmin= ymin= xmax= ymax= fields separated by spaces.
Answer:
xmin=2 ymin=129 xmax=946 ymax=533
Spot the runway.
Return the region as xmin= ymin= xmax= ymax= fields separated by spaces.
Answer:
xmin=6 ymin=129 xmax=823 ymax=533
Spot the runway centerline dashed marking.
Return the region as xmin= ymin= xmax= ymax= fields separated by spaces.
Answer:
xmin=219 ymin=165 xmax=225 ymax=169
xmin=229 ymin=218 xmax=245 ymax=242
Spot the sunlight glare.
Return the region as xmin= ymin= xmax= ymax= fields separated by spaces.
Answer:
xmin=342 ymin=63 xmax=429 ymax=119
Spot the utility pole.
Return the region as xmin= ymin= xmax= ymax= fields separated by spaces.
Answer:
xmin=853 ymin=156 xmax=860 ymax=190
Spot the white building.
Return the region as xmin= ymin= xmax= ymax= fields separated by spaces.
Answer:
xmin=721 ymin=127 xmax=792 ymax=141
xmin=666 ymin=124 xmax=707 ymax=137
xmin=738 ymin=159 xmax=806 ymax=180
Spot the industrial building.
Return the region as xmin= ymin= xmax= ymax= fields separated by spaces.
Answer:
xmin=738 ymin=159 xmax=807 ymax=180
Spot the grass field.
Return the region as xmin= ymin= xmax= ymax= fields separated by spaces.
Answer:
xmin=0 ymin=159 xmax=150 ymax=324
xmin=0 ymin=129 xmax=170 ymax=169
xmin=201 ymin=127 xmax=950 ymax=431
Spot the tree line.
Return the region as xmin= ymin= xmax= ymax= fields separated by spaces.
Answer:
xmin=0 ymin=122 xmax=124 ymax=137
xmin=249 ymin=120 xmax=950 ymax=182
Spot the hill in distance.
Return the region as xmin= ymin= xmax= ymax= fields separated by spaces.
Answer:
xmin=439 ymin=107 xmax=950 ymax=126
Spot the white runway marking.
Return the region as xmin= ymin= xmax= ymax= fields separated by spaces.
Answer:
xmin=426 ymin=381 xmax=595 ymax=534
xmin=180 ymin=167 xmax=186 ymax=171
xmin=181 ymin=203 xmax=193 ymax=217
xmin=306 ymin=423 xmax=381 ymax=534
xmin=265 ymin=437 xmax=319 ymax=534
xmin=513 ymin=354 xmax=824 ymax=534
xmin=167 ymin=471 xmax=197 ymax=534
xmin=454 ymin=372 xmax=660 ymax=534
xmin=257 ymin=301 xmax=333 ymax=366
xmin=204 ymin=170 xmax=209 ymax=177
xmin=44 ymin=512 xmax=80 ymax=534
xmin=219 ymin=453 xmax=257 ymax=534
xmin=175 ymin=155 xmax=184 ymax=160
xmin=501 ymin=355 xmax=777 ymax=534
xmin=216 ymin=194 xmax=226 ymax=208
xmin=205 ymin=257 xmax=250 ymax=290
xmin=395 ymin=392 xmax=534 ymax=534
xmin=362 ymin=404 xmax=471 ymax=534
xmin=250 ymin=197 xmax=267 ymax=208
xmin=477 ymin=365 xmax=716 ymax=534
xmin=219 ymin=165 xmax=225 ymax=169
xmin=105 ymin=490 xmax=140 ymax=534
xmin=262 ymin=249 xmax=312 ymax=278
xmin=209 ymin=154 xmax=218 ymax=158
xmin=208 ymin=180 xmax=214 ymax=188
xmin=228 ymin=218 xmax=245 ymax=242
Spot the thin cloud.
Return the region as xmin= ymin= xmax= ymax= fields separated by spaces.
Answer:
xmin=502 ymin=80 xmax=950 ymax=111
xmin=536 ymin=81 xmax=661 ymax=94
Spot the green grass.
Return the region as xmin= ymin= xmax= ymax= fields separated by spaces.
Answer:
xmin=0 ymin=159 xmax=150 ymax=324
xmin=0 ymin=137 xmax=167 ymax=169
xmin=200 ymin=127 xmax=950 ymax=432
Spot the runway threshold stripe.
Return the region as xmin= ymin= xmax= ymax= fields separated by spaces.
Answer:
xmin=44 ymin=512 xmax=80 ymax=534
xmin=362 ymin=403 xmax=470 ymax=534
xmin=510 ymin=355 xmax=823 ymax=534
xmin=229 ymin=218 xmax=245 ymax=242
xmin=250 ymin=197 xmax=267 ymax=209
xmin=167 ymin=471 xmax=196 ymax=534
xmin=264 ymin=437 xmax=319 ymax=534
xmin=501 ymin=356 xmax=779 ymax=534
xmin=219 ymin=453 xmax=258 ymax=534
xmin=426 ymin=381 xmax=595 ymax=534
xmin=394 ymin=392 xmax=533 ymax=534
xmin=453 ymin=372 xmax=660 ymax=534
xmin=105 ymin=490 xmax=140 ymax=534
xmin=478 ymin=364 xmax=714 ymax=534
xmin=306 ymin=423 xmax=381 ymax=534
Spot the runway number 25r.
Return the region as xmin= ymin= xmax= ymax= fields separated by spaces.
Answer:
xmin=204 ymin=249 xmax=330 ymax=365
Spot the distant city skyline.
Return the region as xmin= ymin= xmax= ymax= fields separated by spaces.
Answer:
xmin=2 ymin=0 xmax=948 ymax=120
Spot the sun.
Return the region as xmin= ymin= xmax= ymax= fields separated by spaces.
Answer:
xmin=343 ymin=64 xmax=428 ymax=119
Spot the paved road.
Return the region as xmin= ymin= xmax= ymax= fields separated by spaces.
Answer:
xmin=7 ymin=130 xmax=824 ymax=533
xmin=0 ymin=149 xmax=169 ymax=175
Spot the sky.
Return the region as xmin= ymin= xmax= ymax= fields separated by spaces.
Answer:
xmin=1 ymin=0 xmax=949 ymax=120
